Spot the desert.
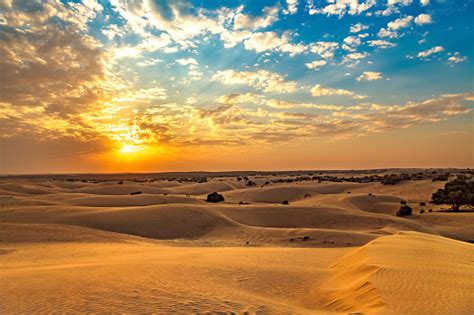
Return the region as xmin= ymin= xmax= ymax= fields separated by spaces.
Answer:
xmin=1 ymin=169 xmax=473 ymax=314
xmin=1 ymin=0 xmax=473 ymax=313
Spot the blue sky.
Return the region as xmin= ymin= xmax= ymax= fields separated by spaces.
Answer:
xmin=89 ymin=0 xmax=474 ymax=105
xmin=0 ymin=0 xmax=473 ymax=172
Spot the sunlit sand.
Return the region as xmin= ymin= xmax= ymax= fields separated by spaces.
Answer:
xmin=1 ymin=170 xmax=473 ymax=313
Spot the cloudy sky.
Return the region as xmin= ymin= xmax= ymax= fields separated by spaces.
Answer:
xmin=0 ymin=0 xmax=473 ymax=173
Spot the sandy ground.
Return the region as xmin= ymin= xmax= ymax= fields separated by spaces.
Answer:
xmin=0 ymin=174 xmax=473 ymax=314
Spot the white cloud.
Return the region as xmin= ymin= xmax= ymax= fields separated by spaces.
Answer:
xmin=376 ymin=5 xmax=399 ymax=17
xmin=378 ymin=27 xmax=397 ymax=38
xmin=243 ymin=31 xmax=306 ymax=56
xmin=305 ymin=60 xmax=327 ymax=70
xmin=378 ymin=15 xmax=413 ymax=38
xmin=414 ymin=14 xmax=432 ymax=25
xmin=233 ymin=6 xmax=279 ymax=30
xmin=344 ymin=52 xmax=368 ymax=61
xmin=388 ymin=16 xmax=413 ymax=30
xmin=309 ymin=41 xmax=339 ymax=59
xmin=387 ymin=0 xmax=413 ymax=5
xmin=420 ymin=0 xmax=430 ymax=6
xmin=244 ymin=32 xmax=282 ymax=52
xmin=176 ymin=58 xmax=199 ymax=67
xmin=137 ymin=58 xmax=163 ymax=67
xmin=448 ymin=53 xmax=467 ymax=66
xmin=176 ymin=58 xmax=202 ymax=80
xmin=417 ymin=46 xmax=444 ymax=58
xmin=357 ymin=71 xmax=383 ymax=81
xmin=212 ymin=69 xmax=297 ymax=93
xmin=102 ymin=24 xmax=126 ymax=40
xmin=284 ymin=0 xmax=298 ymax=14
xmin=350 ymin=23 xmax=369 ymax=33
xmin=344 ymin=35 xmax=362 ymax=47
xmin=308 ymin=0 xmax=377 ymax=17
xmin=343 ymin=52 xmax=369 ymax=67
xmin=368 ymin=40 xmax=396 ymax=48
xmin=310 ymin=84 xmax=366 ymax=99
xmin=219 ymin=30 xmax=252 ymax=48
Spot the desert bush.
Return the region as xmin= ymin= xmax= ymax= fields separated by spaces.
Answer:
xmin=206 ymin=192 xmax=225 ymax=203
xmin=396 ymin=205 xmax=412 ymax=217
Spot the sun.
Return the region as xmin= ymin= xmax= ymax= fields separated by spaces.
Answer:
xmin=120 ymin=144 xmax=139 ymax=154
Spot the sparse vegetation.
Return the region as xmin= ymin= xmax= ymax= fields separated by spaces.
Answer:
xmin=206 ymin=192 xmax=225 ymax=203
xmin=396 ymin=203 xmax=413 ymax=217
xmin=431 ymin=177 xmax=474 ymax=211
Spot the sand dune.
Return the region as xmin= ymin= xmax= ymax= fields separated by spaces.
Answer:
xmin=224 ymin=182 xmax=361 ymax=203
xmin=344 ymin=194 xmax=404 ymax=214
xmin=319 ymin=232 xmax=474 ymax=314
xmin=1 ymin=227 xmax=472 ymax=314
xmin=0 ymin=174 xmax=472 ymax=313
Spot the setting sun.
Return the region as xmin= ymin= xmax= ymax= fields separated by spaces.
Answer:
xmin=120 ymin=144 xmax=139 ymax=154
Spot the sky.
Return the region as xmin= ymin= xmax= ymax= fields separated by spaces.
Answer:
xmin=0 ymin=0 xmax=473 ymax=174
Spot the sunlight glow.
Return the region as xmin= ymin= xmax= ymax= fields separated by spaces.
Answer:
xmin=120 ymin=144 xmax=140 ymax=154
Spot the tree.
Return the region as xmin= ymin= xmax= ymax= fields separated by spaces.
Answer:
xmin=431 ymin=177 xmax=474 ymax=211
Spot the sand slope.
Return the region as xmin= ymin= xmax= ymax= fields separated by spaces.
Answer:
xmin=1 ymin=228 xmax=472 ymax=314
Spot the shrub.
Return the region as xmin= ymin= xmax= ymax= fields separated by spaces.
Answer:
xmin=282 ymin=200 xmax=289 ymax=205
xmin=396 ymin=205 xmax=412 ymax=217
xmin=206 ymin=192 xmax=225 ymax=203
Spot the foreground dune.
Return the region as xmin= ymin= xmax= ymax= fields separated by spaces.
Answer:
xmin=317 ymin=232 xmax=474 ymax=314
xmin=1 ymin=226 xmax=472 ymax=314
